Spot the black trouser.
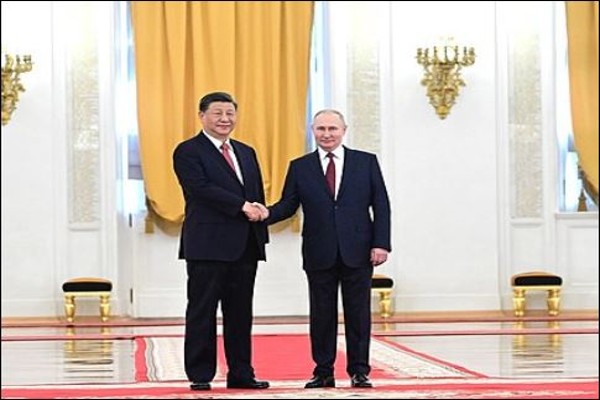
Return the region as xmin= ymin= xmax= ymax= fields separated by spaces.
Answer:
xmin=305 ymin=256 xmax=373 ymax=377
xmin=184 ymin=237 xmax=259 ymax=382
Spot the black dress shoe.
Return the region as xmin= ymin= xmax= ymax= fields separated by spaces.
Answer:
xmin=190 ymin=381 xmax=211 ymax=391
xmin=227 ymin=378 xmax=270 ymax=389
xmin=351 ymin=374 xmax=373 ymax=388
xmin=304 ymin=375 xmax=335 ymax=388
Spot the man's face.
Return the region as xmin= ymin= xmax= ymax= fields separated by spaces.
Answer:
xmin=200 ymin=102 xmax=237 ymax=140
xmin=312 ymin=112 xmax=346 ymax=152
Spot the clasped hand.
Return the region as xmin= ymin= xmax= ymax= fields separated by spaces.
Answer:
xmin=242 ymin=201 xmax=269 ymax=222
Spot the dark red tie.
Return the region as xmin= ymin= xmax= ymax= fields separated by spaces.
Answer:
xmin=325 ymin=152 xmax=335 ymax=196
xmin=221 ymin=142 xmax=236 ymax=172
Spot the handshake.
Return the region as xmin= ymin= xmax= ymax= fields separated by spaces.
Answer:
xmin=242 ymin=201 xmax=269 ymax=222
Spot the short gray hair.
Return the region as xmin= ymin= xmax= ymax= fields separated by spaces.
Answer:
xmin=312 ymin=109 xmax=347 ymax=127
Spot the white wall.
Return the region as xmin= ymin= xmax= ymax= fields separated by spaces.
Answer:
xmin=1 ymin=1 xmax=597 ymax=319
xmin=386 ymin=1 xmax=500 ymax=310
xmin=1 ymin=1 xmax=120 ymax=317
xmin=2 ymin=1 xmax=61 ymax=316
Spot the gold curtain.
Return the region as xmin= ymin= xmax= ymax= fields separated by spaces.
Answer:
xmin=566 ymin=1 xmax=599 ymax=204
xmin=131 ymin=1 xmax=314 ymax=223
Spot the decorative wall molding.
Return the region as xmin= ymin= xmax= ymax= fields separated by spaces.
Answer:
xmin=507 ymin=28 xmax=543 ymax=219
xmin=65 ymin=3 xmax=101 ymax=228
xmin=347 ymin=3 xmax=382 ymax=155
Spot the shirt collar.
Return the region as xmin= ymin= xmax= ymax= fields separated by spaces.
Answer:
xmin=203 ymin=130 xmax=232 ymax=150
xmin=318 ymin=145 xmax=344 ymax=160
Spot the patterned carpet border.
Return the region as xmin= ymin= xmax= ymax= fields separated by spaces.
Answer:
xmin=141 ymin=335 xmax=481 ymax=382
xmin=2 ymin=378 xmax=598 ymax=399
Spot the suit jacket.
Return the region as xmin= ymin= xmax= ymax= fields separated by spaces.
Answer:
xmin=268 ymin=146 xmax=391 ymax=270
xmin=173 ymin=132 xmax=268 ymax=262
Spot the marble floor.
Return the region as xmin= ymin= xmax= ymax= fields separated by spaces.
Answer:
xmin=1 ymin=316 xmax=598 ymax=388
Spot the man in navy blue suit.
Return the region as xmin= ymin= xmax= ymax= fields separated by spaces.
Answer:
xmin=263 ymin=109 xmax=391 ymax=389
xmin=173 ymin=92 xmax=270 ymax=391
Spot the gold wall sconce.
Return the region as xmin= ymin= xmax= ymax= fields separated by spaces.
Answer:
xmin=2 ymin=54 xmax=33 ymax=126
xmin=416 ymin=45 xmax=475 ymax=119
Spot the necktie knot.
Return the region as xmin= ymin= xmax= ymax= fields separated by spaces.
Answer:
xmin=326 ymin=152 xmax=334 ymax=159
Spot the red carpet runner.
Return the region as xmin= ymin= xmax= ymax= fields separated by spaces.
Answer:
xmin=138 ymin=333 xmax=481 ymax=382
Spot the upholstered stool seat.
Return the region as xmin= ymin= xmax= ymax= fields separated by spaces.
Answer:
xmin=62 ymin=277 xmax=112 ymax=322
xmin=511 ymin=271 xmax=562 ymax=317
xmin=372 ymin=274 xmax=394 ymax=318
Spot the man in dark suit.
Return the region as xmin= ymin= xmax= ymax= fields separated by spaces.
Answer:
xmin=173 ymin=92 xmax=270 ymax=391
xmin=263 ymin=109 xmax=391 ymax=389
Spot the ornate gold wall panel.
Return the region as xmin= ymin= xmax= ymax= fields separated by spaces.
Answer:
xmin=508 ymin=32 xmax=543 ymax=218
xmin=347 ymin=4 xmax=381 ymax=155
xmin=65 ymin=4 xmax=101 ymax=227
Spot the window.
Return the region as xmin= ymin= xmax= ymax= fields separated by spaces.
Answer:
xmin=115 ymin=2 xmax=145 ymax=216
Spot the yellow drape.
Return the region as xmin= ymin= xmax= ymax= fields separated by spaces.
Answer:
xmin=566 ymin=1 xmax=599 ymax=204
xmin=131 ymin=1 xmax=314 ymax=223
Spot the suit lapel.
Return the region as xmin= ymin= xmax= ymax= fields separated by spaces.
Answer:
xmin=198 ymin=133 xmax=242 ymax=185
xmin=231 ymin=140 xmax=250 ymax=185
xmin=337 ymin=147 xmax=355 ymax=200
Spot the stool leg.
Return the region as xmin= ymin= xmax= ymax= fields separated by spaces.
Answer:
xmin=64 ymin=326 xmax=76 ymax=353
xmin=378 ymin=290 xmax=392 ymax=318
xmin=512 ymin=320 xmax=526 ymax=348
xmin=512 ymin=288 xmax=525 ymax=317
xmin=64 ymin=295 xmax=76 ymax=323
xmin=99 ymin=294 xmax=111 ymax=322
xmin=547 ymin=320 xmax=561 ymax=347
xmin=547 ymin=288 xmax=560 ymax=316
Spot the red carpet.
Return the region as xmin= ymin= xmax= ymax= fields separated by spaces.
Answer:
xmin=228 ymin=334 xmax=396 ymax=380
xmin=139 ymin=334 xmax=479 ymax=382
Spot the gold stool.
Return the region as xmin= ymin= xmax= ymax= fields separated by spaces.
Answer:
xmin=372 ymin=274 xmax=394 ymax=318
xmin=511 ymin=271 xmax=562 ymax=317
xmin=62 ymin=277 xmax=113 ymax=322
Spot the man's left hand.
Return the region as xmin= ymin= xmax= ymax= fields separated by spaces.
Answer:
xmin=370 ymin=248 xmax=388 ymax=267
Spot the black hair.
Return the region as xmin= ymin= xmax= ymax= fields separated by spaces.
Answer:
xmin=198 ymin=92 xmax=238 ymax=112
